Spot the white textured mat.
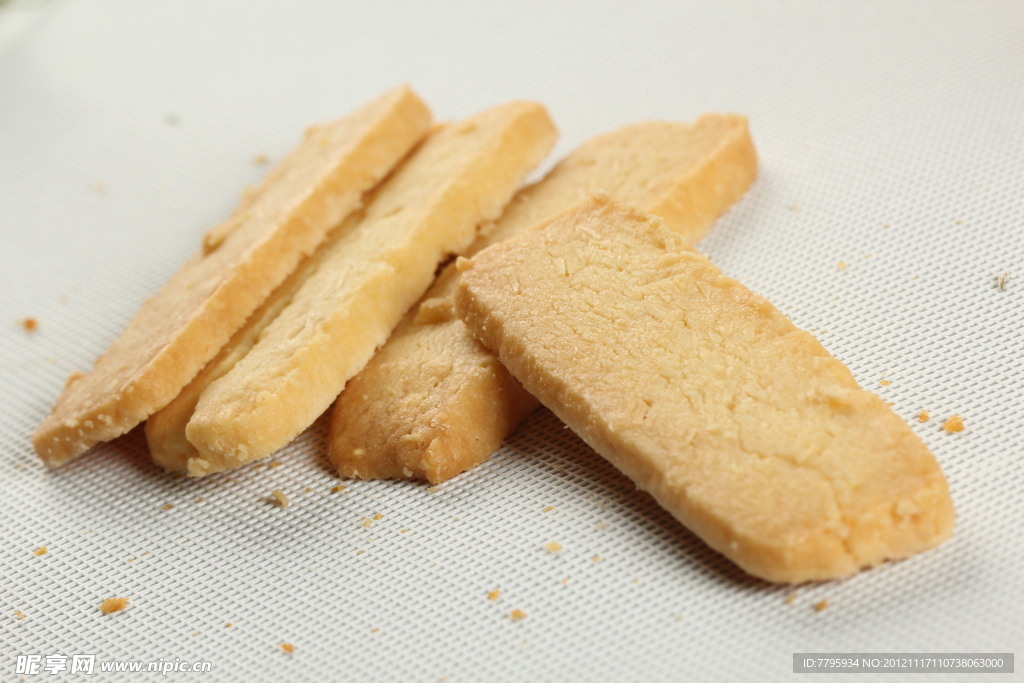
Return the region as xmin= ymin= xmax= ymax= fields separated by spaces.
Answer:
xmin=2 ymin=1 xmax=1022 ymax=681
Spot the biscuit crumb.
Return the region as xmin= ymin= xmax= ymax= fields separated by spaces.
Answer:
xmin=487 ymin=589 xmax=501 ymax=602
xmin=373 ymin=513 xmax=383 ymax=521
xmin=595 ymin=522 xmax=608 ymax=530
xmin=161 ymin=504 xmax=174 ymax=511
xmin=21 ymin=317 xmax=38 ymax=332
xmin=99 ymin=597 xmax=129 ymax=614
xmin=361 ymin=518 xmax=373 ymax=529
xmin=509 ymin=609 xmax=526 ymax=621
xmin=195 ymin=496 xmax=204 ymax=503
xmin=33 ymin=546 xmax=47 ymax=556
xmin=997 ymin=272 xmax=1009 ymax=291
xmin=370 ymin=627 xmax=379 ymax=634
xmin=814 ymin=600 xmax=828 ymax=612
xmin=919 ymin=410 xmax=930 ymax=422
xmin=280 ymin=643 xmax=295 ymax=654
xmin=426 ymin=486 xmax=439 ymax=493
xmin=225 ymin=623 xmax=232 ymax=628
xmin=943 ymin=415 xmax=965 ymax=433
xmin=541 ymin=505 xmax=555 ymax=513
xmin=879 ymin=379 xmax=891 ymax=386
xmin=837 ymin=261 xmax=847 ymax=271
xmin=591 ymin=555 xmax=602 ymax=563
xmin=330 ymin=485 xmax=346 ymax=493
xmin=785 ymin=592 xmax=797 ymax=605
xmin=192 ymin=632 xmax=200 ymax=637
xmin=14 ymin=609 xmax=26 ymax=619
xmin=252 ymin=154 xmax=269 ymax=166
xmin=304 ymin=487 xmax=311 ymax=494
xmin=271 ymin=489 xmax=290 ymax=507
xmin=268 ymin=461 xmax=282 ymax=469
xmin=543 ymin=541 xmax=562 ymax=553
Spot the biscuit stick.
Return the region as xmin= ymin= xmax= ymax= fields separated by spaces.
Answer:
xmin=179 ymin=101 xmax=557 ymax=475
xmin=33 ymin=85 xmax=432 ymax=467
xmin=329 ymin=116 xmax=756 ymax=483
xmin=454 ymin=197 xmax=954 ymax=583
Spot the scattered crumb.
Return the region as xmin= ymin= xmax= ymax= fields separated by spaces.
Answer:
xmin=271 ymin=489 xmax=290 ymax=507
xmin=426 ymin=486 xmax=439 ymax=493
xmin=33 ymin=546 xmax=47 ymax=556
xmin=195 ymin=496 xmax=204 ymax=503
xmin=919 ymin=410 xmax=930 ymax=422
xmin=595 ymin=522 xmax=608 ymax=530
xmin=543 ymin=541 xmax=563 ymax=553
xmin=814 ymin=600 xmax=829 ymax=612
xmin=509 ymin=609 xmax=527 ymax=622
xmin=879 ymin=379 xmax=891 ymax=387
xmin=591 ymin=555 xmax=602 ymax=563
xmin=125 ymin=558 xmax=134 ymax=563
xmin=560 ymin=579 xmax=569 ymax=586
xmin=943 ymin=415 xmax=965 ymax=433
xmin=99 ymin=597 xmax=129 ymax=614
xmin=399 ymin=528 xmax=408 ymax=534
xmin=785 ymin=592 xmax=797 ymax=605
xmin=997 ymin=272 xmax=1009 ymax=291
xmin=192 ymin=632 xmax=200 ymax=637
xmin=373 ymin=513 xmax=383 ymax=521
xmin=955 ymin=220 xmax=964 ymax=226
xmin=21 ymin=317 xmax=38 ymax=332
xmin=540 ymin=505 xmax=555 ymax=513
xmin=225 ymin=623 xmax=232 ymax=628
xmin=331 ymin=485 xmax=346 ymax=493
xmin=303 ymin=487 xmax=311 ymax=494
xmin=370 ymin=628 xmax=379 ymax=634
xmin=252 ymin=154 xmax=269 ymax=166
xmin=361 ymin=519 xmax=373 ymax=529
xmin=14 ymin=610 xmax=26 ymax=620
xmin=487 ymin=589 xmax=501 ymax=602
xmin=161 ymin=504 xmax=174 ymax=511
xmin=882 ymin=223 xmax=890 ymax=230
xmin=280 ymin=643 xmax=295 ymax=654
xmin=355 ymin=549 xmax=365 ymax=555
xmin=268 ymin=461 xmax=282 ymax=469
xmin=632 ymin=578 xmax=641 ymax=585
xmin=837 ymin=261 xmax=847 ymax=271
xmin=92 ymin=180 xmax=107 ymax=193
xmin=863 ymin=253 xmax=873 ymax=259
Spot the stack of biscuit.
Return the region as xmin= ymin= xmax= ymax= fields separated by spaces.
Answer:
xmin=33 ymin=85 xmax=953 ymax=583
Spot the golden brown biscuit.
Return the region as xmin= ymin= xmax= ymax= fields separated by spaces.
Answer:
xmin=454 ymin=197 xmax=954 ymax=583
xmin=181 ymin=101 xmax=557 ymax=476
xmin=33 ymin=85 xmax=432 ymax=467
xmin=329 ymin=116 xmax=757 ymax=483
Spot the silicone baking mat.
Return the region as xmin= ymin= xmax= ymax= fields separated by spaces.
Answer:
xmin=2 ymin=1 xmax=1021 ymax=681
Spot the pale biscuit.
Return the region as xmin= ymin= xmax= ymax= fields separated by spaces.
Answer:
xmin=329 ymin=116 xmax=757 ymax=483
xmin=182 ymin=101 xmax=557 ymax=476
xmin=33 ymin=85 xmax=432 ymax=467
xmin=454 ymin=197 xmax=954 ymax=583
